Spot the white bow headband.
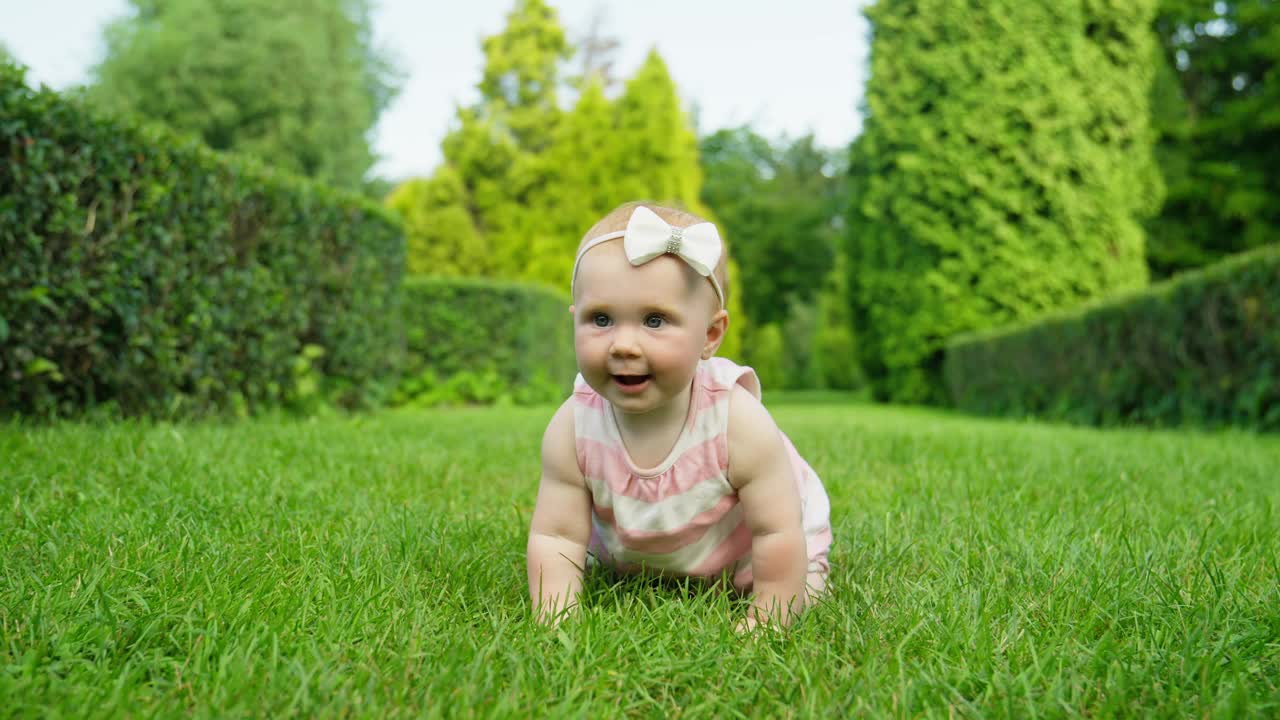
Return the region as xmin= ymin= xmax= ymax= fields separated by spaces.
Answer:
xmin=570 ymin=206 xmax=725 ymax=310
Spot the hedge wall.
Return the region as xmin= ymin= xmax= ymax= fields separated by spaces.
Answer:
xmin=0 ymin=64 xmax=404 ymax=418
xmin=396 ymin=277 xmax=575 ymax=406
xmin=945 ymin=245 xmax=1280 ymax=431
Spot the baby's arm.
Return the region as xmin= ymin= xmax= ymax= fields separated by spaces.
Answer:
xmin=727 ymin=385 xmax=809 ymax=628
xmin=526 ymin=399 xmax=592 ymax=624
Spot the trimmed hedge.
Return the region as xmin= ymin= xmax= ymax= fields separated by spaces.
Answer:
xmin=0 ymin=64 xmax=404 ymax=418
xmin=396 ymin=277 xmax=575 ymax=406
xmin=945 ymin=245 xmax=1280 ymax=431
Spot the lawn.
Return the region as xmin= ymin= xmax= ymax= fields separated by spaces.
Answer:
xmin=2 ymin=401 xmax=1278 ymax=717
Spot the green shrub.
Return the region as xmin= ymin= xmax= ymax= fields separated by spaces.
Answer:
xmin=395 ymin=277 xmax=574 ymax=407
xmin=814 ymin=319 xmax=863 ymax=392
xmin=780 ymin=299 xmax=821 ymax=391
xmin=812 ymin=257 xmax=865 ymax=392
xmin=945 ymin=245 xmax=1280 ymax=431
xmin=0 ymin=63 xmax=404 ymax=418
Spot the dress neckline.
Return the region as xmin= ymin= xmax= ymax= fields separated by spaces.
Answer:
xmin=605 ymin=375 xmax=699 ymax=478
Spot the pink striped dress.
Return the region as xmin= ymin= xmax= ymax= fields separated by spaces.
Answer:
xmin=574 ymin=357 xmax=832 ymax=590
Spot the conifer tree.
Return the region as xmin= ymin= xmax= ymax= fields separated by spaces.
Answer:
xmin=612 ymin=50 xmax=705 ymax=209
xmin=477 ymin=0 xmax=570 ymax=154
xmin=848 ymin=0 xmax=1162 ymax=403
xmin=526 ymin=78 xmax=621 ymax=285
xmin=439 ymin=0 xmax=571 ymax=275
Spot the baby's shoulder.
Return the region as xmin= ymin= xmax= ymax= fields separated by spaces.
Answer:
xmin=725 ymin=383 xmax=779 ymax=446
xmin=544 ymin=395 xmax=578 ymax=438
xmin=700 ymin=357 xmax=761 ymax=398
xmin=540 ymin=397 xmax=580 ymax=476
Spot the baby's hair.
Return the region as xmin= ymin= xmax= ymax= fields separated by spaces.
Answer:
xmin=578 ymin=201 xmax=731 ymax=305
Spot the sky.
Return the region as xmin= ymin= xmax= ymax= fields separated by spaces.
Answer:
xmin=0 ymin=0 xmax=871 ymax=181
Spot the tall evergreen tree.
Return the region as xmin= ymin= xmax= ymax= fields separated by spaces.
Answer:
xmin=526 ymin=77 xmax=621 ymax=285
xmin=612 ymin=50 xmax=705 ymax=209
xmin=848 ymin=0 xmax=1162 ymax=403
xmin=1147 ymin=0 xmax=1280 ymax=277
xmin=476 ymin=0 xmax=570 ymax=154
xmin=88 ymin=0 xmax=400 ymax=190
xmin=437 ymin=0 xmax=571 ymax=276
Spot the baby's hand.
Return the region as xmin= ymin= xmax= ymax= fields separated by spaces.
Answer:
xmin=734 ymin=615 xmax=783 ymax=635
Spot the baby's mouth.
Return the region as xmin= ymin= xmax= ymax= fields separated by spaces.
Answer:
xmin=612 ymin=374 xmax=651 ymax=386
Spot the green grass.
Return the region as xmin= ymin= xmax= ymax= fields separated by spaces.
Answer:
xmin=2 ymin=402 xmax=1279 ymax=718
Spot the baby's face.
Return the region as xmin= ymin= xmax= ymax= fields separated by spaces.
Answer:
xmin=572 ymin=241 xmax=720 ymax=415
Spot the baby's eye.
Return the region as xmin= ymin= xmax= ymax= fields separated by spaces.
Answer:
xmin=592 ymin=313 xmax=611 ymax=328
xmin=644 ymin=314 xmax=665 ymax=329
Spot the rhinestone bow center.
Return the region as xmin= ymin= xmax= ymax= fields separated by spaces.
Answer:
xmin=666 ymin=226 xmax=684 ymax=254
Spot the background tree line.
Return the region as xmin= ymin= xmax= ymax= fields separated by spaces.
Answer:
xmin=23 ymin=0 xmax=1276 ymax=403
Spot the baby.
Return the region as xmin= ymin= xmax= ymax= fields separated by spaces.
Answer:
xmin=526 ymin=202 xmax=833 ymax=630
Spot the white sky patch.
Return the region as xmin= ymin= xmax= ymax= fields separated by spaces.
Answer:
xmin=1 ymin=0 xmax=870 ymax=182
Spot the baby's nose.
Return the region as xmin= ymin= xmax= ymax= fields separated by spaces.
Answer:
xmin=609 ymin=327 xmax=641 ymax=357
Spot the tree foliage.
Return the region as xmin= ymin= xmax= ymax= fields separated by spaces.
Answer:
xmin=611 ymin=51 xmax=705 ymax=209
xmin=385 ymin=169 xmax=487 ymax=277
xmin=1147 ymin=0 xmax=1280 ymax=277
xmin=525 ymin=77 xmax=621 ymax=284
xmin=848 ymin=0 xmax=1163 ymax=403
xmin=87 ymin=0 xmax=400 ymax=191
xmin=813 ymin=255 xmax=865 ymax=391
xmin=477 ymin=0 xmax=570 ymax=154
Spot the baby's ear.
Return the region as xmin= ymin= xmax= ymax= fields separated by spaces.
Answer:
xmin=702 ymin=309 xmax=729 ymax=360
xmin=568 ymin=305 xmax=575 ymax=315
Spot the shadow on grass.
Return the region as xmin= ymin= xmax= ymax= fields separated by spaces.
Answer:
xmin=578 ymin=564 xmax=750 ymax=614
